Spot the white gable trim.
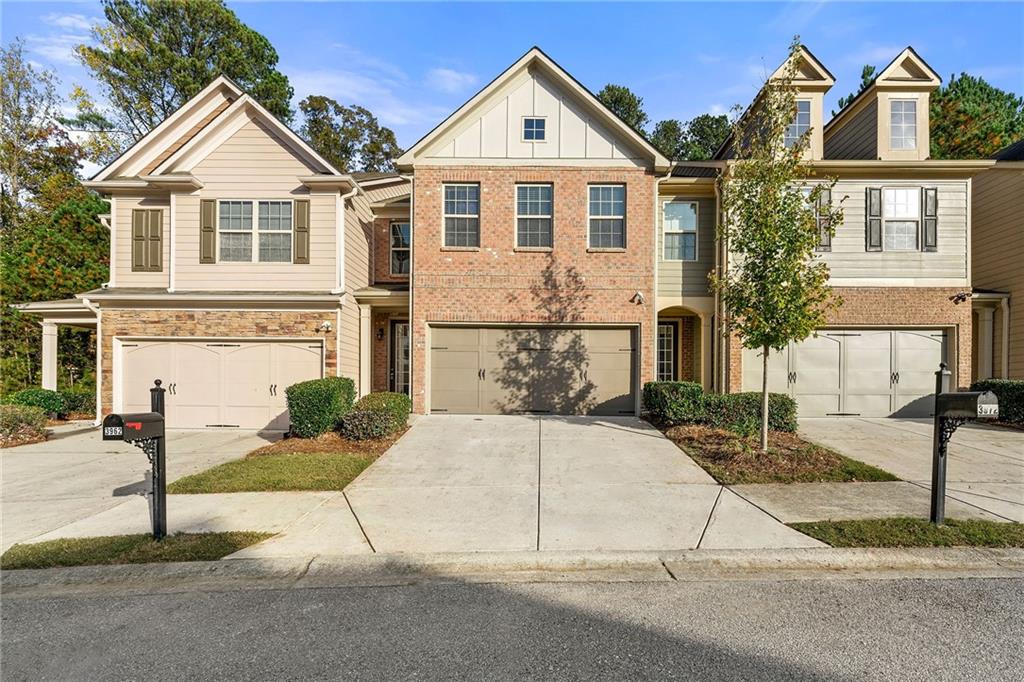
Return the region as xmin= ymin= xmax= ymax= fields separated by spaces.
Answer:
xmin=397 ymin=47 xmax=669 ymax=169
xmin=876 ymin=47 xmax=941 ymax=85
xmin=770 ymin=45 xmax=835 ymax=87
xmin=92 ymin=75 xmax=243 ymax=181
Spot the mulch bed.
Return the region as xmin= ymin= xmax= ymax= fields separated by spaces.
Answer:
xmin=0 ymin=431 xmax=48 ymax=449
xmin=246 ymin=427 xmax=408 ymax=459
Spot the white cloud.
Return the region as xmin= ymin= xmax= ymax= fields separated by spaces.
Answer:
xmin=42 ymin=13 xmax=93 ymax=32
xmin=709 ymin=103 xmax=728 ymax=115
xmin=425 ymin=67 xmax=478 ymax=94
xmin=25 ymin=32 xmax=87 ymax=66
xmin=844 ymin=43 xmax=905 ymax=67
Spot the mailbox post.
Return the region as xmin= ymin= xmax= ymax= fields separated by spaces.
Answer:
xmin=102 ymin=379 xmax=168 ymax=540
xmin=930 ymin=363 xmax=999 ymax=524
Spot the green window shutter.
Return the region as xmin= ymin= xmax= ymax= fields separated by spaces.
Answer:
xmin=816 ymin=187 xmax=832 ymax=251
xmin=293 ymin=199 xmax=310 ymax=264
xmin=922 ymin=187 xmax=938 ymax=252
xmin=147 ymin=210 xmax=162 ymax=271
xmin=865 ymin=187 xmax=883 ymax=252
xmin=131 ymin=210 xmax=148 ymax=271
xmin=200 ymin=199 xmax=216 ymax=263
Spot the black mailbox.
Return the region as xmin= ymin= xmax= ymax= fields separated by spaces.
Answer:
xmin=102 ymin=412 xmax=165 ymax=441
xmin=935 ymin=391 xmax=999 ymax=420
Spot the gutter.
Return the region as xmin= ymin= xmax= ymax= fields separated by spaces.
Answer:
xmin=653 ymin=164 xmax=674 ymax=395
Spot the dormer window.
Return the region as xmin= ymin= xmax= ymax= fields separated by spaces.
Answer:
xmin=784 ymin=100 xmax=811 ymax=148
xmin=890 ymin=100 xmax=917 ymax=150
xmin=523 ymin=117 xmax=546 ymax=141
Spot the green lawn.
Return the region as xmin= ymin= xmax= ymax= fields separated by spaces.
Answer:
xmin=0 ymin=532 xmax=272 ymax=570
xmin=168 ymin=452 xmax=375 ymax=494
xmin=791 ymin=518 xmax=1024 ymax=548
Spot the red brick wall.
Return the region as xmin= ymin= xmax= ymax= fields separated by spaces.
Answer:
xmin=100 ymin=308 xmax=338 ymax=415
xmin=372 ymin=217 xmax=410 ymax=284
xmin=681 ymin=317 xmax=697 ymax=382
xmin=725 ymin=287 xmax=972 ymax=391
xmin=372 ymin=311 xmax=389 ymax=391
xmin=410 ymin=165 xmax=657 ymax=413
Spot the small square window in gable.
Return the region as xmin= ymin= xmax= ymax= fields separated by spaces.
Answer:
xmin=523 ymin=117 xmax=546 ymax=141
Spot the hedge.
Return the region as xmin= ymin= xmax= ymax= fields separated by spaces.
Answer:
xmin=970 ymin=379 xmax=1024 ymax=424
xmin=353 ymin=392 xmax=411 ymax=429
xmin=285 ymin=377 xmax=356 ymax=438
xmin=60 ymin=390 xmax=95 ymax=415
xmin=642 ymin=381 xmax=798 ymax=434
xmin=338 ymin=410 xmax=394 ymax=441
xmin=0 ymin=405 xmax=48 ymax=446
xmin=4 ymin=388 xmax=66 ymax=417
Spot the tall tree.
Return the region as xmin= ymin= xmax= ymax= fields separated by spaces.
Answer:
xmin=930 ymin=73 xmax=1024 ymax=159
xmin=299 ymin=96 xmax=402 ymax=172
xmin=71 ymin=0 xmax=294 ymax=161
xmin=596 ymin=83 xmax=649 ymax=132
xmin=711 ymin=39 xmax=843 ymax=452
xmin=650 ymin=118 xmax=686 ymax=159
xmin=833 ymin=64 xmax=875 ymax=116
xmin=682 ymin=113 xmax=731 ymax=160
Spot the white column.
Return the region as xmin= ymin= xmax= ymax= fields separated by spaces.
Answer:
xmin=978 ymin=307 xmax=995 ymax=380
xmin=358 ymin=304 xmax=372 ymax=398
xmin=41 ymin=322 xmax=58 ymax=390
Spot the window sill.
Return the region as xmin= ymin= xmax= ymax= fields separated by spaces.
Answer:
xmin=661 ymin=258 xmax=699 ymax=263
xmin=440 ymin=246 xmax=480 ymax=252
xmin=586 ymin=247 xmax=626 ymax=253
xmin=513 ymin=247 xmax=553 ymax=253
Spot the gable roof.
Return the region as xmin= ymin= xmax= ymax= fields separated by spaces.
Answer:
xmin=396 ymin=46 xmax=669 ymax=170
xmin=993 ymin=138 xmax=1024 ymax=161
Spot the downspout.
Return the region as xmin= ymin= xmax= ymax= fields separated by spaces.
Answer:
xmin=714 ymin=177 xmax=723 ymax=393
xmin=653 ymin=164 xmax=674 ymax=398
xmin=1001 ymin=297 xmax=1010 ymax=378
xmin=401 ymin=173 xmax=415 ymax=409
xmin=81 ymin=297 xmax=102 ymax=426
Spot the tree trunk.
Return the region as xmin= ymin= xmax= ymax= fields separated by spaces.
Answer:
xmin=760 ymin=344 xmax=770 ymax=452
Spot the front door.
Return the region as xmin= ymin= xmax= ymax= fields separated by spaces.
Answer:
xmin=390 ymin=321 xmax=410 ymax=394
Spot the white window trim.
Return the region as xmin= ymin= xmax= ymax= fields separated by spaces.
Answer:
xmin=587 ymin=184 xmax=627 ymax=249
xmin=890 ymin=99 xmax=918 ymax=151
xmin=662 ymin=199 xmax=699 ymax=262
xmin=657 ymin=321 xmax=678 ymax=382
xmin=389 ymin=220 xmax=411 ymax=276
xmin=521 ymin=116 xmax=548 ymax=143
xmin=441 ymin=182 xmax=480 ymax=248
xmin=514 ymin=183 xmax=553 ymax=249
xmin=881 ymin=186 xmax=921 ymax=252
xmin=215 ymin=198 xmax=294 ymax=263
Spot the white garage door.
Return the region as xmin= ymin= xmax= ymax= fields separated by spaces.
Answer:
xmin=121 ymin=340 xmax=323 ymax=429
xmin=742 ymin=329 xmax=947 ymax=417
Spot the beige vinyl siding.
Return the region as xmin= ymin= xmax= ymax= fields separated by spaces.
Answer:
xmin=657 ymin=196 xmax=715 ymax=297
xmin=824 ymin=99 xmax=877 ymax=160
xmin=337 ymin=303 xmax=361 ymax=391
xmin=817 ymin=178 xmax=968 ymax=283
xmin=174 ymin=119 xmax=336 ymax=290
xmin=114 ymin=194 xmax=170 ymax=288
xmin=973 ymin=167 xmax=1024 ymax=377
xmin=344 ymin=193 xmax=374 ymax=292
xmin=363 ymin=181 xmax=410 ymax=205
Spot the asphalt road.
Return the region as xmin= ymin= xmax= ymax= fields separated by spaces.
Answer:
xmin=3 ymin=577 xmax=1021 ymax=681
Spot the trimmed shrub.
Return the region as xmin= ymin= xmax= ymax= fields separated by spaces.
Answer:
xmin=970 ymin=379 xmax=1024 ymax=424
xmin=353 ymin=392 xmax=412 ymax=429
xmin=60 ymin=390 xmax=95 ymax=416
xmin=339 ymin=410 xmax=393 ymax=441
xmin=5 ymin=388 xmax=67 ymax=417
xmin=642 ymin=381 xmax=705 ymax=424
xmin=285 ymin=377 xmax=356 ymax=438
xmin=0 ymin=405 xmax=48 ymax=446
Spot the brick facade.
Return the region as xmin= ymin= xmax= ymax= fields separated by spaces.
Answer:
xmin=681 ymin=317 xmax=697 ymax=382
xmin=410 ymin=165 xmax=657 ymax=414
xmin=725 ymin=286 xmax=973 ymax=392
xmin=372 ymin=216 xmax=411 ymax=284
xmin=99 ymin=308 xmax=339 ymax=415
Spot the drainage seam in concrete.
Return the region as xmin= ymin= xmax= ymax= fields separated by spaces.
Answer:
xmin=696 ymin=487 xmax=724 ymax=549
xmin=659 ymin=560 xmax=678 ymax=581
xmin=725 ymin=486 xmax=793 ymax=526
xmin=904 ymin=480 xmax=1017 ymax=522
xmin=535 ymin=416 xmax=542 ymax=552
xmin=343 ymin=491 xmax=376 ymax=553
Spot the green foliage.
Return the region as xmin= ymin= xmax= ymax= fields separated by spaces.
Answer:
xmin=5 ymin=388 xmax=66 ymax=416
xmin=650 ymin=119 xmax=686 ymax=159
xmin=970 ymin=379 xmax=1024 ymax=424
xmin=930 ymin=73 xmax=1024 ymax=159
xmin=338 ymin=410 xmax=394 ymax=441
xmin=791 ymin=518 xmax=1024 ymax=548
xmin=284 ymin=377 xmax=356 ymax=438
xmin=643 ymin=382 xmax=798 ymax=433
xmin=833 ymin=64 xmax=876 ymax=116
xmin=0 ymin=404 xmax=48 ymax=445
xmin=353 ymin=391 xmax=412 ymax=429
xmin=74 ymin=0 xmax=294 ymax=158
xmin=642 ymin=381 xmax=705 ymax=423
xmin=681 ymin=113 xmax=732 ymax=160
xmin=597 ymin=83 xmax=649 ymax=132
xmin=60 ymin=390 xmax=96 ymax=415
xmin=168 ymin=453 xmax=373 ymax=494
xmin=299 ymin=95 xmax=402 ymax=172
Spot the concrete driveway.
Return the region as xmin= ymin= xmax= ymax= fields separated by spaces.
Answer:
xmin=1 ymin=425 xmax=278 ymax=550
xmin=798 ymin=418 xmax=1024 ymax=522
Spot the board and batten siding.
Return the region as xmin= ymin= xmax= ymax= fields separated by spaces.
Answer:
xmin=656 ymin=196 xmax=715 ymax=297
xmin=114 ymin=194 xmax=170 ymax=288
xmin=972 ymin=167 xmax=1024 ymax=377
xmin=824 ymin=99 xmax=877 ymax=160
xmin=173 ymin=118 xmax=336 ymax=291
xmin=817 ymin=178 xmax=968 ymax=284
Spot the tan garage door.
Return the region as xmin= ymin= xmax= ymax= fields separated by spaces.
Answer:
xmin=121 ymin=340 xmax=322 ymax=429
xmin=430 ymin=326 xmax=635 ymax=415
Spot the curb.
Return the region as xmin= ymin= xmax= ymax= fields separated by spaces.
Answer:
xmin=4 ymin=547 xmax=1023 ymax=598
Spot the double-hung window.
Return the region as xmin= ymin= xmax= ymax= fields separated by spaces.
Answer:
xmin=516 ymin=184 xmax=553 ymax=248
xmin=218 ymin=200 xmax=292 ymax=262
xmin=882 ymin=187 xmax=920 ymax=251
xmin=784 ymin=100 xmax=811 ymax=148
xmin=663 ymin=200 xmax=698 ymax=261
xmin=443 ymin=183 xmax=480 ymax=247
xmin=656 ymin=322 xmax=677 ymax=382
xmin=890 ymin=100 xmax=917 ymax=150
xmin=588 ymin=184 xmax=626 ymax=249
xmin=390 ymin=221 xmax=410 ymax=274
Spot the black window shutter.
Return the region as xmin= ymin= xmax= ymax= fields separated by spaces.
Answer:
xmin=816 ymin=187 xmax=832 ymax=251
xmin=865 ymin=187 xmax=882 ymax=252
xmin=922 ymin=187 xmax=938 ymax=252
xmin=200 ymin=199 xmax=216 ymax=263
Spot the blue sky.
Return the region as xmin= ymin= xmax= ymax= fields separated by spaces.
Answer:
xmin=3 ymin=0 xmax=1023 ymax=150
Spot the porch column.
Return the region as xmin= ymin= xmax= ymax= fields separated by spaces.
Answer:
xmin=699 ymin=314 xmax=713 ymax=391
xmin=41 ymin=322 xmax=58 ymax=390
xmin=978 ymin=307 xmax=995 ymax=380
xmin=358 ymin=304 xmax=372 ymax=398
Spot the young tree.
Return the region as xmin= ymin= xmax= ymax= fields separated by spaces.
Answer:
xmin=930 ymin=73 xmax=1024 ymax=159
xmin=299 ymin=96 xmax=402 ymax=172
xmin=711 ymin=39 xmax=843 ymax=452
xmin=70 ymin=0 xmax=294 ymax=158
xmin=596 ymin=84 xmax=649 ymax=132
